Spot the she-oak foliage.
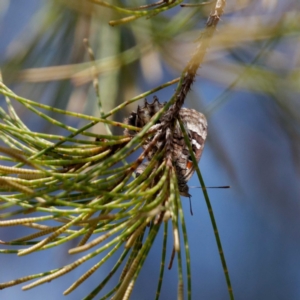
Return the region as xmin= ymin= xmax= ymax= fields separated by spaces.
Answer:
xmin=0 ymin=1 xmax=233 ymax=299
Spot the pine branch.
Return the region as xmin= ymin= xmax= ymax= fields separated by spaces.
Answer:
xmin=0 ymin=1 xmax=232 ymax=299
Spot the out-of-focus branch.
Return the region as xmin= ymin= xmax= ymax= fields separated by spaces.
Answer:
xmin=162 ymin=0 xmax=226 ymax=125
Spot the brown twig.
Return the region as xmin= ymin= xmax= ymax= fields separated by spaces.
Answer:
xmin=162 ymin=0 xmax=226 ymax=126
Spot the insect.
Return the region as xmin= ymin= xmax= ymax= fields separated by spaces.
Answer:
xmin=125 ymin=96 xmax=207 ymax=197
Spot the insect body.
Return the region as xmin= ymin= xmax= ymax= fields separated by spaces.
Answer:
xmin=125 ymin=97 xmax=207 ymax=197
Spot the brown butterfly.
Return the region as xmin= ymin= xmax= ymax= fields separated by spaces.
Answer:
xmin=125 ymin=96 xmax=207 ymax=197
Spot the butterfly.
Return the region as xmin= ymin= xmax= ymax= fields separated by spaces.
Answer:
xmin=125 ymin=96 xmax=207 ymax=197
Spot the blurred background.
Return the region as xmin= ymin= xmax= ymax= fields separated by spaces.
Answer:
xmin=1 ymin=0 xmax=300 ymax=299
